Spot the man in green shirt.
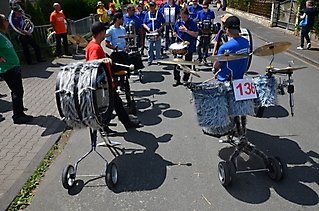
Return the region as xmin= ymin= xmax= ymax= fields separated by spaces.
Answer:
xmin=0 ymin=14 xmax=32 ymax=124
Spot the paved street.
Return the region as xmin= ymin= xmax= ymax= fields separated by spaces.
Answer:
xmin=1 ymin=8 xmax=319 ymax=211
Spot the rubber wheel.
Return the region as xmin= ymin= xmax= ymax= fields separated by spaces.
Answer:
xmin=218 ymin=161 xmax=232 ymax=187
xmin=138 ymin=70 xmax=144 ymax=83
xmin=267 ymin=157 xmax=283 ymax=181
xmin=106 ymin=162 xmax=118 ymax=189
xmin=274 ymin=156 xmax=286 ymax=181
xmin=62 ymin=165 xmax=75 ymax=189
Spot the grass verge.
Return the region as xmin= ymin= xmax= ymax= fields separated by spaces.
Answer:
xmin=7 ymin=130 xmax=72 ymax=211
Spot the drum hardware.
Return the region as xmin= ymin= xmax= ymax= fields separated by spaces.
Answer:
xmin=207 ymin=53 xmax=251 ymax=62
xmin=270 ymin=66 xmax=307 ymax=74
xmin=253 ymin=41 xmax=292 ymax=56
xmin=157 ymin=58 xmax=204 ymax=66
xmin=168 ymin=42 xmax=189 ymax=55
xmin=177 ymin=64 xmax=200 ymax=78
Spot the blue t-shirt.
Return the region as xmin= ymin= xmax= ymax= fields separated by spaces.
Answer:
xmin=143 ymin=11 xmax=165 ymax=31
xmin=105 ymin=25 xmax=127 ymax=50
xmin=135 ymin=11 xmax=147 ymax=23
xmin=217 ymin=37 xmax=250 ymax=82
xmin=188 ymin=5 xmax=202 ymax=20
xmin=124 ymin=14 xmax=143 ymax=31
xmin=174 ymin=18 xmax=198 ymax=54
xmin=195 ymin=9 xmax=215 ymax=22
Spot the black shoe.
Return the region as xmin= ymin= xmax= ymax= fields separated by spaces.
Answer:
xmin=173 ymin=81 xmax=182 ymax=87
xmin=125 ymin=119 xmax=143 ymax=129
xmin=13 ymin=114 xmax=33 ymax=124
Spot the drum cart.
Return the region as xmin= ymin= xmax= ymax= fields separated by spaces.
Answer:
xmin=62 ymin=128 xmax=121 ymax=190
xmin=217 ymin=131 xmax=285 ymax=187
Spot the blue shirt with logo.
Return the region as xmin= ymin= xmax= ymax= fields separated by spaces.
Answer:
xmin=195 ymin=9 xmax=215 ymax=22
xmin=143 ymin=11 xmax=165 ymax=31
xmin=217 ymin=37 xmax=250 ymax=82
xmin=188 ymin=5 xmax=202 ymax=20
xmin=124 ymin=14 xmax=143 ymax=30
xmin=174 ymin=18 xmax=198 ymax=54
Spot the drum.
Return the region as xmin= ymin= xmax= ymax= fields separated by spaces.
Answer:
xmin=169 ymin=42 xmax=189 ymax=55
xmin=202 ymin=20 xmax=212 ymax=34
xmin=190 ymin=82 xmax=234 ymax=136
xmin=56 ymin=62 xmax=114 ymax=129
xmin=128 ymin=52 xmax=145 ymax=70
xmin=146 ymin=32 xmax=159 ymax=41
xmin=225 ymin=83 xmax=255 ymax=116
xmin=253 ymin=75 xmax=278 ymax=107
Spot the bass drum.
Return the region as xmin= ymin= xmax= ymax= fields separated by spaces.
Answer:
xmin=240 ymin=28 xmax=253 ymax=71
xmin=56 ymin=62 xmax=114 ymax=129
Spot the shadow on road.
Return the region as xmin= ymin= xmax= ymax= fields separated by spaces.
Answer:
xmin=218 ymin=129 xmax=319 ymax=206
xmin=29 ymin=115 xmax=65 ymax=136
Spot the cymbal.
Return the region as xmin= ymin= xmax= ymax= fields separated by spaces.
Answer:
xmin=271 ymin=66 xmax=307 ymax=74
xmin=206 ymin=53 xmax=250 ymax=62
xmin=177 ymin=64 xmax=200 ymax=78
xmin=158 ymin=58 xmax=204 ymax=66
xmin=117 ymin=34 xmax=137 ymax=39
xmin=67 ymin=35 xmax=88 ymax=48
xmin=253 ymin=41 xmax=292 ymax=56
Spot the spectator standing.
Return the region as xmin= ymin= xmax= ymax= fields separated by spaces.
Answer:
xmin=11 ymin=7 xmax=44 ymax=64
xmin=50 ymin=2 xmax=69 ymax=57
xmin=0 ymin=14 xmax=33 ymax=124
xmin=97 ymin=1 xmax=110 ymax=26
xmin=297 ymin=0 xmax=318 ymax=50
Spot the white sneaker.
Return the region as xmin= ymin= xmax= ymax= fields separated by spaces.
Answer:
xmin=296 ymin=46 xmax=304 ymax=50
xmin=307 ymin=43 xmax=311 ymax=49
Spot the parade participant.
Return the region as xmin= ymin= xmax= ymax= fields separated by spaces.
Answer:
xmin=188 ymin=0 xmax=202 ymax=20
xmin=159 ymin=0 xmax=180 ymax=51
xmin=195 ymin=0 xmax=215 ymax=64
xmin=211 ymin=13 xmax=232 ymax=57
xmin=86 ymin=21 xmax=141 ymax=131
xmin=0 ymin=14 xmax=33 ymax=124
xmin=297 ymin=0 xmax=318 ymax=50
xmin=213 ymin=15 xmax=250 ymax=136
xmin=50 ymin=2 xmax=69 ymax=57
xmin=143 ymin=1 xmax=165 ymax=65
xmin=172 ymin=8 xmax=198 ymax=87
xmin=96 ymin=1 xmax=110 ymax=26
xmin=213 ymin=15 xmax=249 ymax=82
xmin=11 ymin=7 xmax=45 ymax=64
xmin=124 ymin=4 xmax=143 ymax=50
xmin=136 ymin=2 xmax=147 ymax=55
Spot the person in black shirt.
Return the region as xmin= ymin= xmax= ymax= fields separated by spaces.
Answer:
xmin=297 ymin=0 xmax=318 ymax=50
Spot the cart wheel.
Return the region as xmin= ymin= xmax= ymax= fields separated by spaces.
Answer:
xmin=218 ymin=161 xmax=232 ymax=187
xmin=62 ymin=165 xmax=75 ymax=189
xmin=139 ymin=70 xmax=144 ymax=83
xmin=267 ymin=157 xmax=283 ymax=181
xmin=106 ymin=162 xmax=118 ymax=189
xmin=274 ymin=156 xmax=286 ymax=181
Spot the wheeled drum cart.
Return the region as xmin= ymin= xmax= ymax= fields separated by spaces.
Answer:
xmin=56 ymin=61 xmax=120 ymax=190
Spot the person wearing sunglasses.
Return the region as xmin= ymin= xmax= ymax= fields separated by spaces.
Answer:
xmin=188 ymin=0 xmax=202 ymax=20
xmin=0 ymin=14 xmax=33 ymax=124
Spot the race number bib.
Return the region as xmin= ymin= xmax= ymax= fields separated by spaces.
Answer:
xmin=232 ymin=78 xmax=257 ymax=101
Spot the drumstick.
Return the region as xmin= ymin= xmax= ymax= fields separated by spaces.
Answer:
xmin=203 ymin=70 xmax=220 ymax=83
xmin=114 ymin=63 xmax=135 ymax=70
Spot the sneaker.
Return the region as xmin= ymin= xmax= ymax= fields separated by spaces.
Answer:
xmin=13 ymin=114 xmax=33 ymax=124
xmin=296 ymin=46 xmax=304 ymax=50
xmin=172 ymin=81 xmax=182 ymax=87
xmin=203 ymin=58 xmax=208 ymax=65
xmin=307 ymin=43 xmax=311 ymax=49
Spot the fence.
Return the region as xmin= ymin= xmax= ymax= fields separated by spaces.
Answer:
xmin=272 ymin=0 xmax=298 ymax=30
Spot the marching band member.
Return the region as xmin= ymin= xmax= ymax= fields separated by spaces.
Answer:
xmin=159 ymin=0 xmax=180 ymax=51
xmin=136 ymin=2 xmax=147 ymax=55
xmin=143 ymin=1 xmax=165 ymax=66
xmin=195 ymin=0 xmax=215 ymax=64
xmin=211 ymin=13 xmax=232 ymax=57
xmin=188 ymin=0 xmax=202 ymax=20
xmin=86 ymin=21 xmax=142 ymax=133
xmin=213 ymin=16 xmax=250 ymax=136
xmin=124 ymin=4 xmax=143 ymax=52
xmin=172 ymin=8 xmax=198 ymax=87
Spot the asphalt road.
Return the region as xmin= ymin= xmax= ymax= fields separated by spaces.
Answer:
xmin=26 ymin=35 xmax=319 ymax=210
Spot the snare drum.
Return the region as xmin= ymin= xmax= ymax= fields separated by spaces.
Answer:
xmin=146 ymin=32 xmax=159 ymax=41
xmin=56 ymin=62 xmax=114 ymax=129
xmin=190 ymin=82 xmax=234 ymax=136
xmin=253 ymin=75 xmax=278 ymax=107
xmin=169 ymin=42 xmax=188 ymax=55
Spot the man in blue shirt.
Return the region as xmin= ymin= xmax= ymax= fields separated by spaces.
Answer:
xmin=143 ymin=1 xmax=165 ymax=65
xmin=188 ymin=0 xmax=202 ymax=20
xmin=136 ymin=2 xmax=147 ymax=55
xmin=195 ymin=0 xmax=215 ymax=64
xmin=213 ymin=16 xmax=249 ymax=82
xmin=172 ymin=8 xmax=198 ymax=87
xmin=160 ymin=0 xmax=180 ymax=51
